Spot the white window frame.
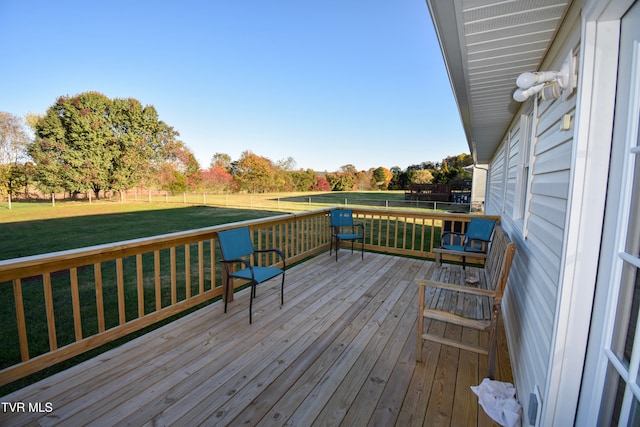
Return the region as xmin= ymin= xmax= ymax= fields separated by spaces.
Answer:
xmin=514 ymin=103 xmax=535 ymax=236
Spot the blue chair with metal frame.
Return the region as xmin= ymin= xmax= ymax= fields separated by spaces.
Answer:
xmin=218 ymin=227 xmax=285 ymax=324
xmin=330 ymin=209 xmax=364 ymax=261
xmin=438 ymin=217 xmax=496 ymax=269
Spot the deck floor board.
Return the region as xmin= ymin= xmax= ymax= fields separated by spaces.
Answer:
xmin=1 ymin=253 xmax=512 ymax=427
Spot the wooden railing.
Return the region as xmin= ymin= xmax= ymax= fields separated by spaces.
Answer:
xmin=0 ymin=207 xmax=497 ymax=387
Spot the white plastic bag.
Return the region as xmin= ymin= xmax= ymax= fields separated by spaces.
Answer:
xmin=471 ymin=378 xmax=521 ymax=427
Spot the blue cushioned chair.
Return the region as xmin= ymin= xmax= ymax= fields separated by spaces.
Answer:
xmin=330 ymin=209 xmax=364 ymax=261
xmin=440 ymin=217 xmax=496 ymax=268
xmin=218 ymin=227 xmax=285 ymax=324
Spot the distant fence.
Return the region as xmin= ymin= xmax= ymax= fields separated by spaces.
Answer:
xmin=404 ymin=183 xmax=472 ymax=204
xmin=4 ymin=190 xmax=470 ymax=213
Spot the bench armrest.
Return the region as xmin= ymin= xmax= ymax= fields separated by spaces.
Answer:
xmin=415 ymin=279 xmax=496 ymax=297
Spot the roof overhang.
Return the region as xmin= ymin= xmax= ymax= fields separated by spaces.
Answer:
xmin=425 ymin=0 xmax=571 ymax=164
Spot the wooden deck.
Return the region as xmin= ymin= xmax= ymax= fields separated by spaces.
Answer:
xmin=0 ymin=252 xmax=512 ymax=426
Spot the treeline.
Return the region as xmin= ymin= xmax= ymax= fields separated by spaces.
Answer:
xmin=0 ymin=92 xmax=472 ymax=199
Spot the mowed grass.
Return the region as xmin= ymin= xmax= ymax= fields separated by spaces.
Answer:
xmin=0 ymin=202 xmax=285 ymax=261
xmin=0 ymin=191 xmax=411 ymax=260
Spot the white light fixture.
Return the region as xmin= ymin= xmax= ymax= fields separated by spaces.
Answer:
xmin=513 ymin=83 xmax=545 ymax=102
xmin=513 ymin=52 xmax=576 ymax=102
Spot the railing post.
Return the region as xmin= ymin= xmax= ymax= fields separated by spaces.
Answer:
xmin=183 ymin=192 xmax=186 ymax=204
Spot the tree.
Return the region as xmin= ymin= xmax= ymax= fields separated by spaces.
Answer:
xmin=29 ymin=92 xmax=181 ymax=198
xmin=202 ymin=152 xmax=233 ymax=192
xmin=311 ymin=175 xmax=331 ymax=191
xmin=288 ymin=169 xmax=316 ymax=191
xmin=414 ymin=169 xmax=434 ymax=184
xmin=153 ymin=140 xmax=201 ymax=192
xmin=388 ymin=169 xmax=415 ymax=190
xmin=234 ymin=151 xmax=276 ymax=193
xmin=210 ymin=153 xmax=232 ymax=170
xmin=325 ymin=171 xmax=355 ymax=191
xmin=371 ymin=167 xmax=393 ymax=190
xmin=0 ymin=112 xmax=31 ymax=200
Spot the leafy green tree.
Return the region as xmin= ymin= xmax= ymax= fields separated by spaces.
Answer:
xmin=325 ymin=171 xmax=355 ymax=191
xmin=289 ymin=169 xmax=316 ymax=191
xmin=29 ymin=92 xmax=181 ymax=198
xmin=388 ymin=169 xmax=415 ymax=190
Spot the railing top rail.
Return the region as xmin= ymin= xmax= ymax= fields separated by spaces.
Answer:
xmin=0 ymin=206 xmax=497 ymax=282
xmin=343 ymin=206 xmax=499 ymax=221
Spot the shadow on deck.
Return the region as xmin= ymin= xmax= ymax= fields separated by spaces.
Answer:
xmin=0 ymin=252 xmax=512 ymax=426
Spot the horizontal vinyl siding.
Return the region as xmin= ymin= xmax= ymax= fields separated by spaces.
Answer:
xmin=487 ymin=72 xmax=576 ymax=425
xmin=505 ymin=125 xmax=521 ymax=217
xmin=486 ymin=142 xmax=506 ymax=214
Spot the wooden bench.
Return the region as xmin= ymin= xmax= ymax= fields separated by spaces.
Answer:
xmin=416 ymin=225 xmax=516 ymax=379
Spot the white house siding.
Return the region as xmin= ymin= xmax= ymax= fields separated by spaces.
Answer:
xmin=486 ymin=140 xmax=506 ymax=214
xmin=485 ymin=29 xmax=580 ymax=426
xmin=504 ymin=124 xmax=521 ymax=218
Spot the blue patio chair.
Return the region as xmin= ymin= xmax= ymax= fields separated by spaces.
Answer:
xmin=217 ymin=227 xmax=285 ymax=324
xmin=330 ymin=209 xmax=364 ymax=261
xmin=439 ymin=217 xmax=496 ymax=269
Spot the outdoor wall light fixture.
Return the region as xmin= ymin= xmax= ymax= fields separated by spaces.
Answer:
xmin=513 ymin=52 xmax=576 ymax=102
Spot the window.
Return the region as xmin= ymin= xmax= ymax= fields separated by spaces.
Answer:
xmin=514 ymin=105 xmax=534 ymax=230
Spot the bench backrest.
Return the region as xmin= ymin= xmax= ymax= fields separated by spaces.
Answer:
xmin=483 ymin=226 xmax=516 ymax=301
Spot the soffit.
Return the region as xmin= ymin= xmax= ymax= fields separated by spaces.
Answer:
xmin=426 ymin=0 xmax=571 ymax=164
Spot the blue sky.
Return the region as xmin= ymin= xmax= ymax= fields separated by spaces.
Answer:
xmin=0 ymin=0 xmax=469 ymax=172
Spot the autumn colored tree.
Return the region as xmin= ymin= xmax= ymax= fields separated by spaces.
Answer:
xmin=201 ymin=153 xmax=233 ymax=192
xmin=414 ymin=169 xmax=434 ymax=184
xmin=311 ymin=175 xmax=331 ymax=191
xmin=234 ymin=151 xmax=277 ymax=193
xmin=153 ymin=140 xmax=201 ymax=192
xmin=371 ymin=166 xmax=393 ymax=190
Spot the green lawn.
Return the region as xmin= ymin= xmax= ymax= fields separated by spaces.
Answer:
xmin=0 ymin=203 xmax=283 ymax=261
xmin=0 ymin=191 xmax=410 ymax=260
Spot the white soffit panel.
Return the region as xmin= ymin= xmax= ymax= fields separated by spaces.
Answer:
xmin=429 ymin=0 xmax=571 ymax=163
